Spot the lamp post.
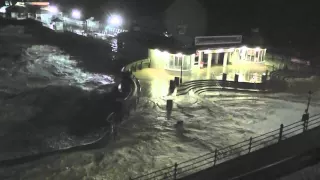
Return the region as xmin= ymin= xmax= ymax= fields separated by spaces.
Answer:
xmin=180 ymin=62 xmax=183 ymax=84
xmin=306 ymin=90 xmax=312 ymax=113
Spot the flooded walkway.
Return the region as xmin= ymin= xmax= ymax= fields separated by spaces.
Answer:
xmin=133 ymin=64 xmax=270 ymax=98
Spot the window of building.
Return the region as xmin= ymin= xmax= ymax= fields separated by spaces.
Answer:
xmin=166 ymin=54 xmax=191 ymax=71
xmin=194 ymin=56 xmax=199 ymax=65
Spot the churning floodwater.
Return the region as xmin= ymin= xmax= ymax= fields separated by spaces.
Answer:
xmin=0 ymin=25 xmax=117 ymax=162
xmin=1 ymin=25 xmax=320 ymax=180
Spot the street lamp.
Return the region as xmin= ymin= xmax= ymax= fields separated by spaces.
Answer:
xmin=71 ymin=9 xmax=81 ymax=19
xmin=107 ymin=14 xmax=123 ymax=27
xmin=306 ymin=90 xmax=312 ymax=113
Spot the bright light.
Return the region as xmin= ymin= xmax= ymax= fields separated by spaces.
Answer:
xmin=255 ymin=47 xmax=261 ymax=51
xmin=176 ymin=53 xmax=183 ymax=57
xmin=108 ymin=14 xmax=123 ymax=27
xmin=241 ymin=46 xmax=247 ymax=50
xmin=29 ymin=2 xmax=50 ymax=6
xmin=72 ymin=9 xmax=81 ymax=19
xmin=229 ymin=48 xmax=235 ymax=52
xmin=163 ymin=51 xmax=169 ymax=55
xmin=204 ymin=50 xmax=212 ymax=54
xmin=154 ymin=49 xmax=161 ymax=55
xmin=216 ymin=49 xmax=224 ymax=53
xmin=48 ymin=6 xmax=58 ymax=14
xmin=0 ymin=6 xmax=7 ymax=13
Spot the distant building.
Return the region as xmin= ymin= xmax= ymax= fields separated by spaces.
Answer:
xmin=164 ymin=0 xmax=207 ymax=47
xmin=51 ymin=17 xmax=64 ymax=32
xmin=148 ymin=35 xmax=267 ymax=75
xmin=5 ymin=5 xmax=27 ymax=19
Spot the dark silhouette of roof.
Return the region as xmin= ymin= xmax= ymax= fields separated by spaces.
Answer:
xmin=5 ymin=5 xmax=26 ymax=13
xmin=51 ymin=17 xmax=63 ymax=22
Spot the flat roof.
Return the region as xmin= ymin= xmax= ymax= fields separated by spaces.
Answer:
xmin=196 ymin=44 xmax=266 ymax=51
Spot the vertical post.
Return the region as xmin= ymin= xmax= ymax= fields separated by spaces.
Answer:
xmin=198 ymin=51 xmax=203 ymax=69
xmin=248 ymin=137 xmax=253 ymax=153
xmin=278 ymin=124 xmax=284 ymax=142
xmin=215 ymin=53 xmax=219 ymax=64
xmin=223 ymin=52 xmax=228 ymax=67
xmin=174 ymin=163 xmax=178 ymax=180
xmin=207 ymin=53 xmax=213 ymax=79
xmin=180 ymin=61 xmax=183 ymax=84
xmin=306 ymin=91 xmax=312 ymax=113
xmin=129 ymin=177 xmax=132 ymax=180
xmin=214 ymin=149 xmax=218 ymax=166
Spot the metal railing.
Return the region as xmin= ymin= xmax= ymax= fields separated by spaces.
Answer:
xmin=177 ymin=80 xmax=266 ymax=96
xmin=123 ymin=59 xmax=151 ymax=72
xmin=129 ymin=113 xmax=320 ymax=180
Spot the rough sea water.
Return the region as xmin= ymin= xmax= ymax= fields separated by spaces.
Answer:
xmin=0 ymin=25 xmax=116 ymax=163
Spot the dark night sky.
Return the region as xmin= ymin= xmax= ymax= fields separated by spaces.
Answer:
xmin=1 ymin=0 xmax=318 ymax=53
xmin=51 ymin=0 xmax=318 ymax=33
xmin=49 ymin=0 xmax=318 ymax=53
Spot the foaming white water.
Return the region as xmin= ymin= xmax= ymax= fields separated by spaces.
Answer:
xmin=0 ymin=45 xmax=114 ymax=93
xmin=0 ymin=25 xmax=115 ymax=161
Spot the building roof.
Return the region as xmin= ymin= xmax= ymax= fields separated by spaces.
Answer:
xmin=51 ymin=17 xmax=63 ymax=22
xmin=5 ymin=5 xmax=26 ymax=13
xmin=149 ymin=42 xmax=195 ymax=55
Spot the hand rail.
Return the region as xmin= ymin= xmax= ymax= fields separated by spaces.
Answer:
xmin=130 ymin=113 xmax=320 ymax=180
xmin=177 ymin=80 xmax=267 ymax=96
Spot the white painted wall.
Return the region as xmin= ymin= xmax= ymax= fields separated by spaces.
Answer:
xmin=148 ymin=49 xmax=195 ymax=71
xmin=149 ymin=49 xmax=168 ymax=69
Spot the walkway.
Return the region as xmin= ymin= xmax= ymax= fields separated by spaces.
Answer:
xmin=133 ymin=64 xmax=269 ymax=98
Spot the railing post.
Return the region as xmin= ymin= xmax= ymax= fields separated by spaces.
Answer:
xmin=174 ymin=163 xmax=178 ymax=180
xmin=248 ymin=137 xmax=253 ymax=153
xmin=214 ymin=149 xmax=218 ymax=166
xmin=278 ymin=124 xmax=284 ymax=142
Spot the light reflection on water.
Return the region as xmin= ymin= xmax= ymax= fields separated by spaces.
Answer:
xmin=110 ymin=38 xmax=118 ymax=53
xmin=110 ymin=38 xmax=118 ymax=61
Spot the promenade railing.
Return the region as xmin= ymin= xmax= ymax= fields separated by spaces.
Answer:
xmin=130 ymin=113 xmax=320 ymax=180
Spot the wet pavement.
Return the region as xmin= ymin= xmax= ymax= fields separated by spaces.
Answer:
xmin=133 ymin=64 xmax=270 ymax=98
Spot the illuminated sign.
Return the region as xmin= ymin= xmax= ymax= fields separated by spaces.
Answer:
xmin=195 ymin=35 xmax=242 ymax=46
xmin=26 ymin=2 xmax=50 ymax=6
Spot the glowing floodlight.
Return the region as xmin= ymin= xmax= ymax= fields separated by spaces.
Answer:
xmin=241 ymin=46 xmax=247 ymax=50
xmin=163 ymin=51 xmax=169 ymax=55
xmin=72 ymin=9 xmax=81 ymax=19
xmin=176 ymin=53 xmax=183 ymax=57
xmin=216 ymin=49 xmax=224 ymax=53
xmin=108 ymin=14 xmax=123 ymax=27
